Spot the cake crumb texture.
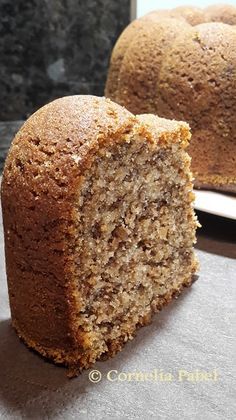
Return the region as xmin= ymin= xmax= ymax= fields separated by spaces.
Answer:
xmin=1 ymin=95 xmax=198 ymax=376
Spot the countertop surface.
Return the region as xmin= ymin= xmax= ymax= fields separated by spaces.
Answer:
xmin=0 ymin=122 xmax=235 ymax=419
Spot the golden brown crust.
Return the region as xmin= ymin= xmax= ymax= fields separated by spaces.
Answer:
xmin=205 ymin=4 xmax=236 ymax=25
xmin=12 ymin=272 xmax=197 ymax=378
xmin=137 ymin=114 xmax=191 ymax=148
xmin=1 ymin=96 xmax=136 ymax=353
xmin=115 ymin=18 xmax=190 ymax=114
xmin=1 ymin=95 xmax=196 ymax=375
xmin=105 ymin=6 xmax=236 ymax=193
xmin=105 ymin=13 xmax=160 ymax=101
xmin=143 ymin=7 xmax=206 ymax=26
xmin=165 ymin=6 xmax=207 ymax=25
xmin=105 ymin=19 xmax=144 ymax=101
xmin=158 ymin=22 xmax=236 ymax=121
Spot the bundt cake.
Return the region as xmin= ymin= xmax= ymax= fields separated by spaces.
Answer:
xmin=1 ymin=95 xmax=198 ymax=376
xmin=105 ymin=4 xmax=236 ymax=193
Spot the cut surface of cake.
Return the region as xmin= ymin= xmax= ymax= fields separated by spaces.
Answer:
xmin=1 ymin=95 xmax=198 ymax=376
xmin=105 ymin=5 xmax=236 ymax=193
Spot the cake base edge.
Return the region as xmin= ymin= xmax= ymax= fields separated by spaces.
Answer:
xmin=11 ymin=271 xmax=198 ymax=378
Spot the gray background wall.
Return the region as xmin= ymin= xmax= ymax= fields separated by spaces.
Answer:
xmin=0 ymin=0 xmax=130 ymax=121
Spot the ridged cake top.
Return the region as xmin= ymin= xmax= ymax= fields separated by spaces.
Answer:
xmin=105 ymin=4 xmax=236 ymax=104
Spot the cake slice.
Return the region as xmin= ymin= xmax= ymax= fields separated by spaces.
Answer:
xmin=1 ymin=95 xmax=198 ymax=377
